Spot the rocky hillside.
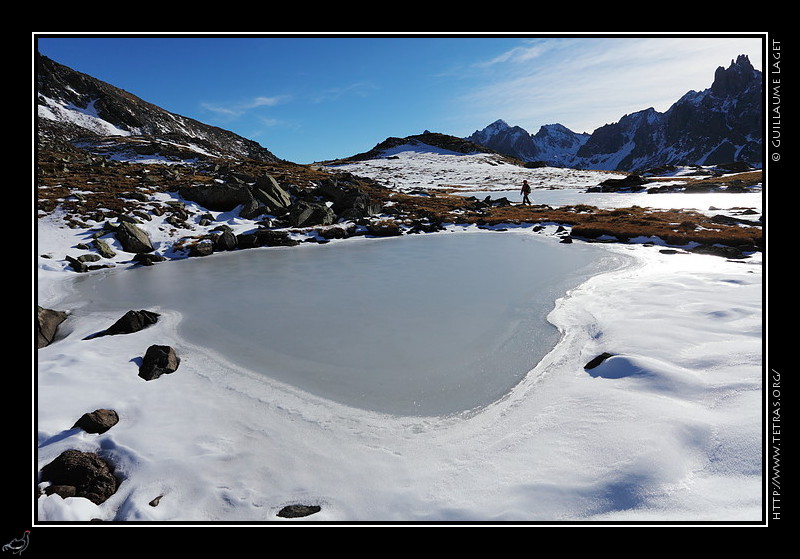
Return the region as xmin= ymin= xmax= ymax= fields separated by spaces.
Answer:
xmin=35 ymin=53 xmax=763 ymax=266
xmin=467 ymin=55 xmax=763 ymax=172
xmin=37 ymin=52 xmax=280 ymax=163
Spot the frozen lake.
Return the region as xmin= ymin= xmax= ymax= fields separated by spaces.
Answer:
xmin=63 ymin=231 xmax=621 ymax=416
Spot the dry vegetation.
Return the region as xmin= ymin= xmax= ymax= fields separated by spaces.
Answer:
xmin=386 ymin=180 xmax=763 ymax=250
xmin=36 ymin=147 xmax=763 ymax=253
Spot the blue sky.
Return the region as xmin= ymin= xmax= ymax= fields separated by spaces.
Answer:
xmin=35 ymin=33 xmax=764 ymax=164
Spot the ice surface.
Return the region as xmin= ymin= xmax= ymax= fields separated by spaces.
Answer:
xmin=58 ymin=231 xmax=618 ymax=416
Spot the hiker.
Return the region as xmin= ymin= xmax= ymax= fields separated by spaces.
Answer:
xmin=520 ymin=180 xmax=532 ymax=205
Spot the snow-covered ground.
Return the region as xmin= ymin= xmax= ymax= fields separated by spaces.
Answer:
xmin=326 ymin=143 xmax=620 ymax=192
xmin=35 ymin=148 xmax=765 ymax=525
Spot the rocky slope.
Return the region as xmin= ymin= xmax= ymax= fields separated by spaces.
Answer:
xmin=36 ymin=53 xmax=763 ymax=270
xmin=467 ymin=55 xmax=762 ymax=172
xmin=37 ymin=52 xmax=280 ymax=163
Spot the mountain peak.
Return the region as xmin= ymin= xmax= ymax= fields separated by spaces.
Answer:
xmin=711 ymin=54 xmax=759 ymax=97
xmin=466 ymin=54 xmax=761 ymax=171
xmin=37 ymin=52 xmax=280 ymax=163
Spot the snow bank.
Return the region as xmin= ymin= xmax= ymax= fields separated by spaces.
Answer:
xmin=35 ymin=222 xmax=763 ymax=523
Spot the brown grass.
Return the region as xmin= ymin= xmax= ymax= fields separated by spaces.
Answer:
xmin=36 ymin=148 xmax=762 ymax=250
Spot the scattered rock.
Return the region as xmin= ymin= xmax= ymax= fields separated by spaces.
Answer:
xmin=189 ymin=240 xmax=214 ymax=257
xmin=37 ymin=306 xmax=68 ymax=348
xmin=364 ymin=221 xmax=402 ymax=237
xmin=72 ymin=409 xmax=119 ymax=434
xmin=584 ymin=352 xmax=615 ymax=370
xmin=115 ymin=221 xmax=154 ymax=253
xmin=589 ymin=174 xmax=648 ymax=192
xmin=689 ymin=244 xmax=748 ymax=259
xmin=40 ymin=449 xmax=119 ymax=505
xmin=289 ymin=200 xmax=335 ymax=228
xmin=138 ymin=345 xmax=180 ymax=380
xmin=92 ymin=238 xmax=117 ymax=259
xmin=178 ymin=181 xmax=254 ymax=212
xmin=211 ymin=226 xmax=238 ymax=251
xmin=133 ymin=253 xmax=166 ymax=266
xmin=277 ymin=504 xmax=321 ymax=518
xmin=84 ymin=309 xmax=160 ymax=339
xmin=253 ymin=174 xmax=292 ymax=213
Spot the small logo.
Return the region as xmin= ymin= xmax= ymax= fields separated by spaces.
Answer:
xmin=2 ymin=531 xmax=29 ymax=555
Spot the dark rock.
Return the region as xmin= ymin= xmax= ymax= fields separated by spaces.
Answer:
xmin=253 ymin=174 xmax=292 ymax=212
xmin=178 ymin=181 xmax=255 ymax=212
xmin=91 ymin=238 xmax=116 ymax=258
xmin=85 ymin=309 xmax=160 ymax=339
xmin=237 ymin=198 xmax=265 ymax=220
xmin=40 ymin=449 xmax=119 ymax=505
xmin=37 ymin=306 xmax=68 ymax=348
xmin=314 ymin=179 xmax=382 ymax=220
xmin=65 ymin=255 xmax=88 ymax=272
xmin=584 ymin=352 xmax=615 ymax=370
xmin=590 ymin=174 xmax=648 ymax=192
xmin=212 ymin=228 xmax=238 ymax=251
xmin=138 ymin=345 xmax=180 ymax=380
xmin=277 ymin=504 xmax=321 ymax=518
xmin=364 ymin=221 xmax=402 ymax=237
xmin=72 ymin=409 xmax=119 ymax=434
xmin=316 ymin=223 xmax=357 ymax=239
xmin=189 ymin=240 xmax=214 ymax=257
xmin=236 ymin=229 xmax=300 ymax=248
xmin=689 ymin=244 xmax=747 ymax=259
xmin=289 ymin=200 xmax=336 ymax=228
xmin=115 ymin=221 xmax=154 ymax=253
xmin=132 ymin=252 xmax=166 ymax=266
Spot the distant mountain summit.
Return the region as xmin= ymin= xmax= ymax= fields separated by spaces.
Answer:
xmin=467 ymin=55 xmax=762 ymax=172
xmin=36 ymin=52 xmax=280 ymax=163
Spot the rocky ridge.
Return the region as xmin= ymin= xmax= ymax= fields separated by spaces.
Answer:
xmin=467 ymin=55 xmax=763 ymax=172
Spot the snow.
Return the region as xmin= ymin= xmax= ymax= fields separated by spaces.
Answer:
xmin=34 ymin=151 xmax=765 ymax=526
xmin=327 ymin=145 xmax=618 ymax=193
xmin=38 ymin=94 xmax=134 ymax=137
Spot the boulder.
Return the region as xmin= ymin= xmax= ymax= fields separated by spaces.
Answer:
xmin=236 ymin=229 xmax=300 ymax=248
xmin=189 ymin=240 xmax=214 ymax=257
xmin=289 ymin=200 xmax=336 ymax=228
xmin=72 ymin=409 xmax=119 ymax=434
xmin=584 ymin=352 xmax=615 ymax=370
xmin=178 ymin=182 xmax=255 ymax=212
xmin=133 ymin=253 xmax=166 ymax=266
xmin=115 ymin=221 xmax=154 ymax=253
xmin=85 ymin=309 xmax=160 ymax=339
xmin=590 ymin=174 xmax=648 ymax=192
xmin=92 ymin=238 xmax=116 ymax=259
xmin=277 ymin=504 xmax=321 ymax=518
xmin=253 ymin=174 xmax=292 ymax=212
xmin=37 ymin=306 xmax=68 ymax=348
xmin=314 ymin=179 xmax=381 ymax=219
xmin=212 ymin=227 xmax=238 ymax=251
xmin=40 ymin=449 xmax=119 ymax=505
xmin=138 ymin=345 xmax=180 ymax=380
xmin=364 ymin=221 xmax=402 ymax=237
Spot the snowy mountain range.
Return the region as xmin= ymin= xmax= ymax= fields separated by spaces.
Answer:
xmin=36 ymin=51 xmax=761 ymax=176
xmin=466 ymin=55 xmax=762 ymax=172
